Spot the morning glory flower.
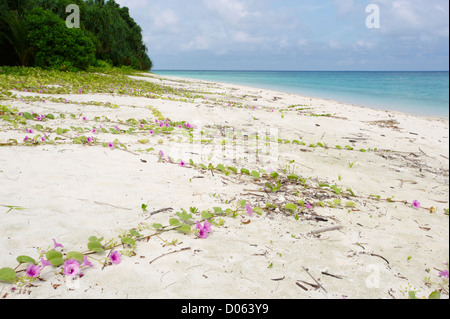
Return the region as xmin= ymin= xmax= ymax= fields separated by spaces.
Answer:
xmin=412 ymin=200 xmax=421 ymax=208
xmin=52 ymin=238 xmax=63 ymax=249
xmin=196 ymin=221 xmax=212 ymax=239
xmin=439 ymin=270 xmax=449 ymax=279
xmin=245 ymin=204 xmax=254 ymax=217
xmin=110 ymin=251 xmax=121 ymax=264
xmin=26 ymin=264 xmax=41 ymax=278
xmin=40 ymin=257 xmax=51 ymax=268
xmin=63 ymin=259 xmax=80 ymax=278
xmin=81 ymin=256 xmax=93 ymax=268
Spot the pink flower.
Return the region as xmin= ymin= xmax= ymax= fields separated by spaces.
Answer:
xmin=63 ymin=259 xmax=80 ymax=278
xmin=26 ymin=264 xmax=41 ymax=278
xmin=439 ymin=270 xmax=449 ymax=279
xmin=87 ymin=137 xmax=94 ymax=143
xmin=159 ymin=150 xmax=164 ymax=157
xmin=108 ymin=142 xmax=115 ymax=149
xmin=81 ymin=256 xmax=93 ymax=268
xmin=110 ymin=251 xmax=121 ymax=264
xmin=196 ymin=221 xmax=212 ymax=239
xmin=149 ymin=130 xmax=154 ymax=134
xmin=40 ymin=257 xmax=51 ymax=268
xmin=245 ymin=204 xmax=254 ymax=216
xmin=179 ymin=160 xmax=186 ymax=167
xmin=24 ymin=136 xmax=29 ymax=142
xmin=412 ymin=200 xmax=421 ymax=208
xmin=306 ymin=203 xmax=312 ymax=209
xmin=52 ymin=238 xmax=63 ymax=249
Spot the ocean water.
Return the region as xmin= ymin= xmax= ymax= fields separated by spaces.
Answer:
xmin=153 ymin=70 xmax=449 ymax=118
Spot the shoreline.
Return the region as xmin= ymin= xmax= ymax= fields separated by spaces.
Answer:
xmin=0 ymin=69 xmax=448 ymax=299
xmin=149 ymin=70 xmax=450 ymax=121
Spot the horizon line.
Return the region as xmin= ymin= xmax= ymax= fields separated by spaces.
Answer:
xmin=152 ymin=69 xmax=450 ymax=73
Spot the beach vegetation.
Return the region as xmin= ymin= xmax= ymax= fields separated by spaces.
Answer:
xmin=0 ymin=0 xmax=152 ymax=71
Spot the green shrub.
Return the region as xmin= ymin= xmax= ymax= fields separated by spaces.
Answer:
xmin=24 ymin=7 xmax=96 ymax=71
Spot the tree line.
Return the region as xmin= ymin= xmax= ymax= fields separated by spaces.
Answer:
xmin=0 ymin=0 xmax=152 ymax=71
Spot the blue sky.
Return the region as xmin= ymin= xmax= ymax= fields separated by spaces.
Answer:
xmin=115 ymin=0 xmax=449 ymax=71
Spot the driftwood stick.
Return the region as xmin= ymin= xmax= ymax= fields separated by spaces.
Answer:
xmin=310 ymin=225 xmax=343 ymax=235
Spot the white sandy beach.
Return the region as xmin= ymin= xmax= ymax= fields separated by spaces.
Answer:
xmin=0 ymin=72 xmax=448 ymax=299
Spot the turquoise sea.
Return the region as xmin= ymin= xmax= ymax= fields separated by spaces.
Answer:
xmin=153 ymin=70 xmax=449 ymax=118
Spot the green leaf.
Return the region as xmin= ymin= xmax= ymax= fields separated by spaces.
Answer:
xmin=0 ymin=267 xmax=16 ymax=283
xmin=213 ymin=207 xmax=223 ymax=214
xmin=153 ymin=223 xmax=163 ymax=230
xmin=88 ymin=236 xmax=104 ymax=243
xmin=253 ymin=207 xmax=263 ymax=216
xmin=177 ymin=211 xmax=193 ymax=221
xmin=334 ymin=199 xmax=342 ymax=206
xmin=169 ymin=218 xmax=181 ymax=227
xmin=428 ymin=291 xmax=441 ymax=299
xmin=121 ymin=237 xmax=136 ymax=246
xmin=270 ymin=171 xmax=279 ymax=179
xmin=346 ymin=188 xmax=356 ymax=196
xmin=331 ymin=185 xmax=341 ymax=195
xmin=201 ymin=211 xmax=213 ymax=219
xmin=178 ymin=224 xmax=191 ymax=235
xmin=227 ymin=166 xmax=238 ymax=174
xmin=23 ymin=112 xmax=32 ymax=119
xmin=16 ymin=255 xmax=36 ymax=265
xmin=251 ymin=170 xmax=260 ymax=179
xmin=346 ymin=201 xmax=357 ymax=207
xmin=216 ymin=164 xmax=226 ymax=172
xmin=408 ymin=291 xmax=417 ymax=299
xmin=46 ymin=250 xmax=62 ymax=261
xmin=46 ymin=114 xmax=55 ymax=120
xmin=49 ymin=258 xmax=64 ymax=267
xmin=66 ymin=252 xmax=84 ymax=263
xmin=287 ymin=174 xmax=298 ymax=180
xmin=240 ymin=168 xmax=250 ymax=175
xmin=129 ymin=229 xmax=142 ymax=237
xmin=285 ymin=203 xmax=298 ymax=211
xmin=87 ymin=241 xmax=104 ymax=252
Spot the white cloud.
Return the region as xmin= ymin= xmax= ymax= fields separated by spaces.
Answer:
xmin=152 ymin=9 xmax=179 ymax=30
xmin=115 ymin=0 xmax=148 ymax=10
xmin=204 ymin=0 xmax=249 ymax=22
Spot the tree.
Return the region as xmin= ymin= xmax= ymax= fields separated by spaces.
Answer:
xmin=0 ymin=11 xmax=33 ymax=66
xmin=24 ymin=7 xmax=96 ymax=70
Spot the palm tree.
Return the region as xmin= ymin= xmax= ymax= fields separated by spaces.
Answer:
xmin=0 ymin=12 xmax=34 ymax=66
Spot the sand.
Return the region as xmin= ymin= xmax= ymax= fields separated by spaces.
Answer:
xmin=0 ymin=72 xmax=448 ymax=299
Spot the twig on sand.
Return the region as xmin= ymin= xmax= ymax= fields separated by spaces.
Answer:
xmin=145 ymin=208 xmax=173 ymax=219
xmin=295 ymin=281 xmax=309 ymax=291
xmin=149 ymin=247 xmax=191 ymax=265
xmin=310 ymin=225 xmax=344 ymax=235
xmin=302 ymin=266 xmax=327 ymax=293
xmin=321 ymin=271 xmax=344 ymax=280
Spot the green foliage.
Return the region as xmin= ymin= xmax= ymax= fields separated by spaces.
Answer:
xmin=0 ymin=267 xmax=16 ymax=283
xmin=0 ymin=0 xmax=152 ymax=71
xmin=24 ymin=7 xmax=96 ymax=71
